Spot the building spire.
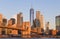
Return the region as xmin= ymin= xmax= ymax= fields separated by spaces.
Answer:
xmin=31 ymin=1 xmax=33 ymax=8
xmin=31 ymin=3 xmax=33 ymax=8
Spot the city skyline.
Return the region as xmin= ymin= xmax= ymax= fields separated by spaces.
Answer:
xmin=0 ymin=0 xmax=60 ymax=29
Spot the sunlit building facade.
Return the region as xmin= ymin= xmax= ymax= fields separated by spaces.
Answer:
xmin=22 ymin=21 xmax=31 ymax=37
xmin=0 ymin=14 xmax=3 ymax=35
xmin=46 ymin=22 xmax=50 ymax=34
xmin=36 ymin=11 xmax=44 ymax=29
xmin=2 ymin=18 xmax=7 ymax=35
xmin=36 ymin=11 xmax=44 ymax=34
xmin=7 ymin=20 xmax=12 ymax=35
xmin=7 ymin=19 xmax=18 ymax=35
xmin=17 ymin=13 xmax=23 ymax=28
xmin=0 ymin=14 xmax=3 ymax=23
xmin=17 ymin=12 xmax=23 ymax=35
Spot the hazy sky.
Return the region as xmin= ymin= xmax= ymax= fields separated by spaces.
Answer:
xmin=0 ymin=0 xmax=60 ymax=29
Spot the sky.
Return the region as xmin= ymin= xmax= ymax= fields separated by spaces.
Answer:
xmin=0 ymin=0 xmax=60 ymax=29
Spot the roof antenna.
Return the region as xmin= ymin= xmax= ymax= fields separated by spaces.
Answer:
xmin=31 ymin=1 xmax=33 ymax=8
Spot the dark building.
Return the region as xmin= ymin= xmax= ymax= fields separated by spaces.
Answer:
xmin=30 ymin=8 xmax=34 ymax=27
xmin=56 ymin=15 xmax=60 ymax=31
xmin=45 ymin=22 xmax=49 ymax=35
xmin=33 ymin=19 xmax=40 ymax=27
xmin=49 ymin=30 xmax=52 ymax=35
xmin=2 ymin=18 xmax=7 ymax=26
xmin=10 ymin=18 xmax=15 ymax=25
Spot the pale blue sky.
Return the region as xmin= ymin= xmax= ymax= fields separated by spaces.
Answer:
xmin=0 ymin=0 xmax=60 ymax=29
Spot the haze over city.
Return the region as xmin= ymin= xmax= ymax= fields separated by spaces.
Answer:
xmin=0 ymin=0 xmax=60 ymax=29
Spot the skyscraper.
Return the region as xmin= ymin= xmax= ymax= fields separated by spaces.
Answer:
xmin=36 ymin=11 xmax=44 ymax=29
xmin=17 ymin=12 xmax=23 ymax=35
xmin=36 ymin=11 xmax=44 ymax=34
xmin=36 ymin=11 xmax=40 ymax=27
xmin=56 ymin=15 xmax=60 ymax=31
xmin=17 ymin=12 xmax=23 ymax=28
xmin=30 ymin=8 xmax=34 ymax=26
xmin=46 ymin=22 xmax=50 ymax=34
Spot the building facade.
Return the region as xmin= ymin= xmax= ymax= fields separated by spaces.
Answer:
xmin=30 ymin=8 xmax=34 ymax=27
xmin=17 ymin=13 xmax=23 ymax=28
xmin=17 ymin=12 xmax=23 ymax=35
xmin=10 ymin=18 xmax=15 ymax=25
xmin=56 ymin=15 xmax=60 ymax=31
xmin=22 ymin=22 xmax=31 ymax=37
xmin=36 ymin=11 xmax=44 ymax=34
xmin=36 ymin=11 xmax=44 ymax=29
xmin=2 ymin=18 xmax=7 ymax=35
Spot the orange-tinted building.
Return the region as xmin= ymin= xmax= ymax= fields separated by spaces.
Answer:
xmin=17 ymin=13 xmax=23 ymax=35
xmin=0 ymin=14 xmax=3 ymax=23
xmin=11 ymin=24 xmax=18 ymax=35
xmin=2 ymin=18 xmax=7 ymax=35
xmin=17 ymin=13 xmax=23 ymax=28
xmin=36 ymin=11 xmax=44 ymax=29
xmin=36 ymin=11 xmax=44 ymax=34
xmin=31 ymin=28 xmax=37 ymax=33
xmin=52 ymin=30 xmax=57 ymax=36
xmin=0 ymin=14 xmax=3 ymax=35
xmin=7 ymin=20 xmax=18 ymax=35
xmin=22 ymin=21 xmax=31 ymax=35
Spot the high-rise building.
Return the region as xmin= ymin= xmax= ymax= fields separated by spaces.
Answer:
xmin=36 ymin=11 xmax=44 ymax=29
xmin=36 ymin=11 xmax=40 ymax=19
xmin=30 ymin=8 xmax=34 ymax=26
xmin=56 ymin=15 xmax=60 ymax=31
xmin=10 ymin=18 xmax=15 ymax=25
xmin=17 ymin=12 xmax=23 ymax=28
xmin=40 ymin=15 xmax=44 ymax=29
xmin=36 ymin=11 xmax=44 ymax=34
xmin=17 ymin=12 xmax=23 ymax=35
xmin=46 ymin=22 xmax=50 ymax=34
